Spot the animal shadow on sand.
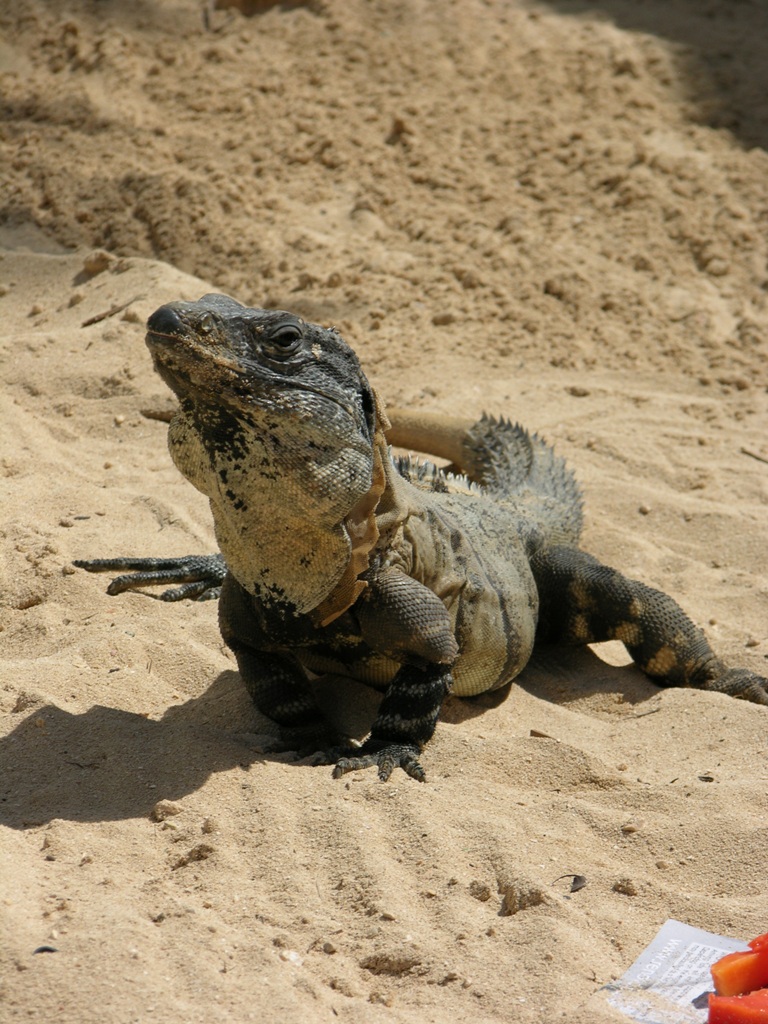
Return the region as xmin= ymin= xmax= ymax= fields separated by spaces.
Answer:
xmin=0 ymin=646 xmax=655 ymax=828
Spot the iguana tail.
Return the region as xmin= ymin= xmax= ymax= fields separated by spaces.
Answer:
xmin=386 ymin=409 xmax=584 ymax=543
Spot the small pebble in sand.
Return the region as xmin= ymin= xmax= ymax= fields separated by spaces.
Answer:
xmin=82 ymin=250 xmax=113 ymax=276
xmin=468 ymin=881 xmax=492 ymax=902
xmin=612 ymin=879 xmax=638 ymax=896
xmin=151 ymin=800 xmax=183 ymax=822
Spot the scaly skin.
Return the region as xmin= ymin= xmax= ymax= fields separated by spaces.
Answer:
xmin=76 ymin=294 xmax=768 ymax=781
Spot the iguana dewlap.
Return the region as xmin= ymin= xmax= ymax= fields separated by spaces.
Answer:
xmin=76 ymin=294 xmax=768 ymax=781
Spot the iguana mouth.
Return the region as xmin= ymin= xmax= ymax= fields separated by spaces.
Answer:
xmin=146 ymin=328 xmax=241 ymax=407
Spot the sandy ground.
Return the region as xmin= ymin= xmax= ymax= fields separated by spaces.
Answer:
xmin=1 ymin=1 xmax=768 ymax=1021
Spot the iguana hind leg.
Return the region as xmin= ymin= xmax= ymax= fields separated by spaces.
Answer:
xmin=74 ymin=554 xmax=226 ymax=601
xmin=531 ymin=545 xmax=768 ymax=703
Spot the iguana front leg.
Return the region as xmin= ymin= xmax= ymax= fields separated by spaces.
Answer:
xmin=225 ymin=641 xmax=329 ymax=738
xmin=330 ymin=662 xmax=453 ymax=782
xmin=326 ymin=567 xmax=458 ymax=781
xmin=220 ymin=566 xmax=457 ymax=779
xmin=218 ymin=573 xmax=330 ymax=746
xmin=532 ymin=545 xmax=768 ymax=703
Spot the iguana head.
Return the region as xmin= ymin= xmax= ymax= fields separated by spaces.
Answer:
xmin=146 ymin=294 xmax=388 ymax=617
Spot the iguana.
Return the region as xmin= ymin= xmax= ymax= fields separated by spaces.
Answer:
xmin=76 ymin=294 xmax=768 ymax=781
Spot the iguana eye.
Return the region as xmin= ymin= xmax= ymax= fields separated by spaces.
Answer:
xmin=268 ymin=323 xmax=303 ymax=351
xmin=198 ymin=312 xmax=216 ymax=335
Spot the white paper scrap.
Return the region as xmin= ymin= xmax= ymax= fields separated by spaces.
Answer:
xmin=602 ymin=919 xmax=749 ymax=1024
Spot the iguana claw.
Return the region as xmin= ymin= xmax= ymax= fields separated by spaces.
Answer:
xmin=330 ymin=742 xmax=426 ymax=782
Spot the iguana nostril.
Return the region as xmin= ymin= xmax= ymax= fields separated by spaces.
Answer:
xmin=147 ymin=304 xmax=184 ymax=336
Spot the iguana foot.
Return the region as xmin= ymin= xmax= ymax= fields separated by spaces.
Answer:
xmin=74 ymin=554 xmax=226 ymax=601
xmin=330 ymin=741 xmax=426 ymax=782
